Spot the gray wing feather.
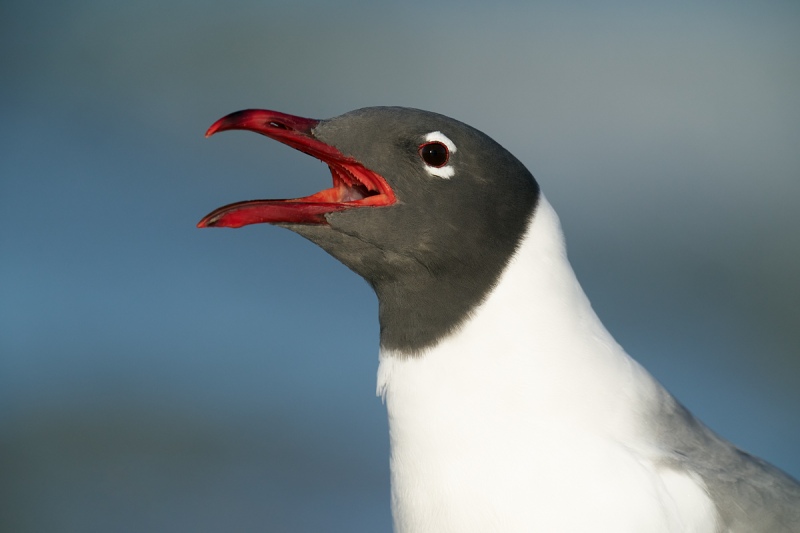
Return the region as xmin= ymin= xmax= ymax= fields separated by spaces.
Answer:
xmin=650 ymin=388 xmax=800 ymax=532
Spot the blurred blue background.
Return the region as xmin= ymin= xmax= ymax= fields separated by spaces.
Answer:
xmin=1 ymin=1 xmax=798 ymax=531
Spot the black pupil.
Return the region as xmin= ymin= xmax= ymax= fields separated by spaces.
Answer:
xmin=420 ymin=142 xmax=449 ymax=167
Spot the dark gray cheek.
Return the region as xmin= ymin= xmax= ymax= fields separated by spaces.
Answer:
xmin=328 ymin=207 xmax=408 ymax=243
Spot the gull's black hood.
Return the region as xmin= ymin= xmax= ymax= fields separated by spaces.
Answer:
xmin=199 ymin=106 xmax=540 ymax=353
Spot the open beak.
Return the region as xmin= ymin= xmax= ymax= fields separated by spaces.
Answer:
xmin=197 ymin=109 xmax=396 ymax=228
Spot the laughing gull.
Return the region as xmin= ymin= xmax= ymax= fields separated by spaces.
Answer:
xmin=198 ymin=107 xmax=800 ymax=532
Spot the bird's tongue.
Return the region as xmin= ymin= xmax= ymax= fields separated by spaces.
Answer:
xmin=197 ymin=109 xmax=396 ymax=229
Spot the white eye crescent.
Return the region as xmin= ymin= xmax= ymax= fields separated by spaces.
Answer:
xmin=421 ymin=131 xmax=457 ymax=179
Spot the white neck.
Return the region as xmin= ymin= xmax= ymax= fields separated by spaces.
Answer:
xmin=376 ymin=197 xmax=716 ymax=533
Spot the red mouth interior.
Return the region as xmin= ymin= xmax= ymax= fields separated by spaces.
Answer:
xmin=197 ymin=109 xmax=396 ymax=228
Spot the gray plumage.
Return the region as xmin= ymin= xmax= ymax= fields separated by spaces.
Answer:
xmin=650 ymin=386 xmax=800 ymax=531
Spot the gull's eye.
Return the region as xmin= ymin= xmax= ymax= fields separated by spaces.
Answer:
xmin=419 ymin=142 xmax=449 ymax=168
xmin=420 ymin=132 xmax=457 ymax=179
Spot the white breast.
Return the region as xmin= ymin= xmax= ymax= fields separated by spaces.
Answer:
xmin=377 ymin=197 xmax=718 ymax=533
